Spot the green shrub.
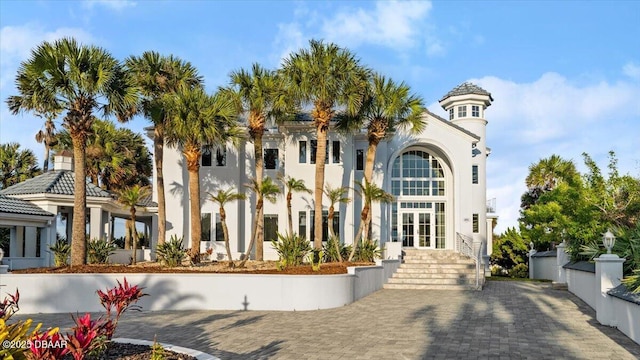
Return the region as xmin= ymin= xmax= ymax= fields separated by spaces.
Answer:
xmin=509 ymin=263 xmax=529 ymax=278
xmin=271 ymin=232 xmax=311 ymax=270
xmin=49 ymin=240 xmax=71 ymax=267
xmin=88 ymin=238 xmax=117 ymax=264
xmin=323 ymin=236 xmax=352 ymax=262
xmin=310 ymin=249 xmax=323 ymax=271
xmin=355 ymin=239 xmax=381 ymax=262
xmin=156 ymin=235 xmax=186 ymax=267
xmin=622 ymin=269 xmax=640 ymax=293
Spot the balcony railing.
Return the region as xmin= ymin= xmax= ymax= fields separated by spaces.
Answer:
xmin=486 ymin=198 xmax=496 ymax=214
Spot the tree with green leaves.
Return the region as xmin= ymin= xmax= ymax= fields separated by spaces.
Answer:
xmin=223 ymin=63 xmax=288 ymax=254
xmin=209 ymin=188 xmax=246 ymax=267
xmin=324 ymin=183 xmax=351 ymax=262
xmin=349 ymin=179 xmax=393 ymax=261
xmin=7 ymin=38 xmax=138 ymax=266
xmin=491 ymin=227 xmax=528 ymax=271
xmin=164 ymin=87 xmax=240 ymax=263
xmin=279 ymin=175 xmax=312 ymax=236
xmin=116 ymin=185 xmax=151 ymax=265
xmin=35 ymin=117 xmax=58 ymax=172
xmin=281 ymin=39 xmax=370 ymax=249
xmin=241 ymin=176 xmax=280 ymax=265
xmin=0 ymin=143 xmax=41 ymax=189
xmin=126 ymin=51 xmax=202 ymax=247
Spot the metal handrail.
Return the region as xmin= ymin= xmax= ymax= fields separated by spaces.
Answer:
xmin=456 ymin=232 xmax=483 ymax=289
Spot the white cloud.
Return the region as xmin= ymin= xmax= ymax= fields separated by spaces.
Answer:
xmin=83 ymin=0 xmax=136 ymax=11
xmin=273 ymin=22 xmax=306 ymax=66
xmin=623 ymin=62 xmax=640 ymax=80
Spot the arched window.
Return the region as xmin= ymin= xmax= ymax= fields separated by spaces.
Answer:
xmin=391 ymin=150 xmax=445 ymax=197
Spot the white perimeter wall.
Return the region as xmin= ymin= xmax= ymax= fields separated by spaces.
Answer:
xmin=612 ymin=296 xmax=640 ymax=344
xmin=566 ymin=268 xmax=596 ymax=309
xmin=531 ymin=256 xmax=558 ymax=281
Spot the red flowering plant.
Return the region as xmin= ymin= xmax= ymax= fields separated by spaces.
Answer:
xmin=0 ymin=288 xmax=20 ymax=320
xmin=65 ymin=313 xmax=105 ymax=360
xmin=96 ymin=278 xmax=147 ymax=339
xmin=27 ymin=327 xmax=69 ymax=360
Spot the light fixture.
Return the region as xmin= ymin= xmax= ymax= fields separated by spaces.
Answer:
xmin=602 ymin=230 xmax=615 ymax=254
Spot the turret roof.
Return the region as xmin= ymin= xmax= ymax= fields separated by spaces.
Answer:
xmin=440 ymin=82 xmax=493 ymax=102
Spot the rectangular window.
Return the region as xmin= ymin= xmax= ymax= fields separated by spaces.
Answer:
xmin=201 ymin=213 xmax=211 ymax=242
xmin=472 ymin=165 xmax=478 ymax=184
xmin=332 ymin=141 xmax=340 ymax=163
xmin=215 ymin=213 xmax=224 ymax=242
xmin=264 ymin=215 xmax=278 ymax=243
xmin=310 ymin=210 xmax=337 ymax=242
xmin=310 ymin=140 xmax=317 ymax=164
xmin=473 ymin=214 xmax=479 ymax=233
xmin=201 ymin=147 xmax=212 ymax=167
xmin=356 ymin=149 xmax=364 ymax=171
xmin=458 ymin=105 xmax=467 ymax=118
xmin=299 ymin=141 xmax=307 ymax=163
xmin=298 ymin=211 xmax=307 ymax=239
xmin=472 ymin=105 xmax=480 ymax=117
xmin=215 ymin=147 xmax=226 ymax=167
xmin=264 ymin=149 xmax=278 ymax=169
xmin=449 ymin=108 xmax=454 ymax=120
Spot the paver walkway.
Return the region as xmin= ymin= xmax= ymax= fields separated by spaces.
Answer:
xmin=17 ymin=281 xmax=640 ymax=359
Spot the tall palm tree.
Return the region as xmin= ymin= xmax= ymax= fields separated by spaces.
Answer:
xmin=0 ymin=142 xmax=41 ymax=189
xmin=126 ymin=51 xmax=202 ymax=247
xmin=324 ymin=183 xmax=351 ymax=262
xmin=7 ymin=38 xmax=138 ymax=266
xmin=208 ymin=188 xmax=246 ymax=267
xmin=281 ymin=39 xmax=370 ymax=249
xmin=240 ymin=176 xmax=280 ymax=265
xmin=116 ymin=185 xmax=151 ymax=265
xmin=279 ymin=175 xmax=312 ymax=236
xmin=349 ymin=180 xmax=393 ymax=261
xmin=34 ymin=117 xmax=58 ymax=172
xmin=164 ymin=87 xmax=240 ymax=263
xmin=526 ymin=154 xmax=578 ymax=190
xmin=223 ymin=63 xmax=288 ymax=255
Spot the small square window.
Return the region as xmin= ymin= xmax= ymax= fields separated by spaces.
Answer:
xmin=299 ymin=141 xmax=307 ymax=163
xmin=356 ymin=149 xmax=364 ymax=171
xmin=449 ymin=108 xmax=454 ymax=120
xmin=332 ymin=141 xmax=340 ymax=163
xmin=264 ymin=149 xmax=278 ymax=169
xmin=472 ymin=105 xmax=480 ymax=117
xmin=215 ymin=147 xmax=226 ymax=167
xmin=458 ymin=105 xmax=467 ymax=118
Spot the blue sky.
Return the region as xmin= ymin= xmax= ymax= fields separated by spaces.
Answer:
xmin=1 ymin=0 xmax=639 ymax=233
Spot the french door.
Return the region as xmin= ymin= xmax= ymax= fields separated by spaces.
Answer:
xmin=400 ymin=210 xmax=435 ymax=249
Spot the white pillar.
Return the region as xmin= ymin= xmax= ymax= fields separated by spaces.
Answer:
xmin=556 ymin=241 xmax=570 ymax=283
xmin=89 ymin=207 xmax=103 ymax=241
xmin=594 ymin=254 xmax=625 ymax=326
xmin=9 ymin=227 xmax=18 ymax=257
xmin=528 ymin=246 xmax=537 ymax=279
xmin=24 ymin=227 xmax=37 ymax=257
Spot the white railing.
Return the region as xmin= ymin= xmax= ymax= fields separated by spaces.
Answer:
xmin=456 ymin=232 xmax=483 ymax=289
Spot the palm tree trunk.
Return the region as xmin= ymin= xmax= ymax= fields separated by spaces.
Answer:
xmin=43 ymin=145 xmax=50 ymax=172
xmin=362 ymin=141 xmax=379 ymax=245
xmin=124 ymin=219 xmax=132 ymax=250
xmin=70 ymin=135 xmax=88 ymax=266
xmin=328 ymin=205 xmax=343 ymax=262
xmin=221 ymin=208 xmax=234 ymax=267
xmin=287 ymin=192 xmax=293 ymax=235
xmin=187 ymin=164 xmax=201 ymax=263
xmin=239 ymin=203 xmax=262 ymax=267
xmin=313 ymin=126 xmax=328 ymax=249
xmin=255 ymin=197 xmax=264 ymax=261
xmin=349 ymin=202 xmax=370 ymax=261
xmin=253 ymin=132 xmax=264 ymax=261
xmin=131 ymin=208 xmax=137 ymax=265
xmin=155 ymin=127 xmax=167 ymax=246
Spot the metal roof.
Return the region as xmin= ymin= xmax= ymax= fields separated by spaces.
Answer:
xmin=0 ymin=170 xmax=112 ymax=198
xmin=0 ymin=194 xmax=54 ymax=217
xmin=440 ymin=82 xmax=493 ymax=102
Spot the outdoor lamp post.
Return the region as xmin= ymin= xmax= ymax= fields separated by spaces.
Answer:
xmin=602 ymin=230 xmax=615 ymax=254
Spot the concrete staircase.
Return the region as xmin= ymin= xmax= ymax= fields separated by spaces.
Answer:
xmin=383 ymin=249 xmax=480 ymax=290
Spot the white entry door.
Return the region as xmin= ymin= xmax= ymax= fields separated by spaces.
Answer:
xmin=400 ymin=210 xmax=435 ymax=249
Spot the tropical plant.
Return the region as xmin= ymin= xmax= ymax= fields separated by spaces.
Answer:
xmin=224 ymin=63 xmax=288 ymax=253
xmin=164 ymin=87 xmax=240 ymax=263
xmin=491 ymin=227 xmax=528 ymax=273
xmin=354 ymin=239 xmax=381 ymax=262
xmin=34 ymin=117 xmax=58 ymax=172
xmin=272 ymin=232 xmax=311 ymax=270
xmin=7 ymin=37 xmax=139 ymax=266
xmin=156 ymin=235 xmax=186 ymax=267
xmin=209 ymin=188 xmax=246 ymax=267
xmin=0 ymin=289 xmax=43 ymax=360
xmin=279 ymin=175 xmax=312 ymax=235
xmin=580 ymin=224 xmax=640 ymax=278
xmin=0 ymin=142 xmax=41 ymax=189
xmin=87 ymin=238 xmax=117 ymax=264
xmin=115 ymin=185 xmax=151 ymax=265
xmin=49 ymin=240 xmax=71 ymax=267
xmin=310 ymin=249 xmax=323 ymax=271
xmin=509 ymin=263 xmax=529 ymax=278
xmin=126 ymin=51 xmax=202 ymax=248
xmin=349 ymin=180 xmax=394 ymax=261
xmin=323 ymin=183 xmax=351 ymax=261
xmin=28 ymin=327 xmax=69 ymax=359
xmin=240 ymin=176 xmax=281 ymax=266
xmin=323 ymin=236 xmax=352 ymax=263
xmin=281 ymin=39 xmax=370 ymax=249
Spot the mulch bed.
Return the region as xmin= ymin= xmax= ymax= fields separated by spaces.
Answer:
xmin=62 ymin=342 xmax=197 ymax=360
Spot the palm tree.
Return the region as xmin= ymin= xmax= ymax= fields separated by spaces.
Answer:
xmin=240 ymin=176 xmax=280 ymax=266
xmin=349 ymin=180 xmax=393 ymax=261
xmin=116 ymin=185 xmax=151 ymax=265
xmin=526 ymin=154 xmax=578 ymax=190
xmin=279 ymin=175 xmax=312 ymax=236
xmin=34 ymin=117 xmax=58 ymax=172
xmin=126 ymin=51 xmax=202 ymax=248
xmin=323 ymin=183 xmax=351 ymax=262
xmin=208 ymin=188 xmax=246 ymax=267
xmin=223 ymin=63 xmax=288 ymax=256
xmin=0 ymin=142 xmax=41 ymax=189
xmin=6 ymin=38 xmax=138 ymax=266
xmin=281 ymin=39 xmax=370 ymax=250
xmin=164 ymin=87 xmax=240 ymax=263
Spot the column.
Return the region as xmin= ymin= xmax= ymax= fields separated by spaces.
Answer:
xmin=528 ymin=244 xmax=536 ymax=279
xmin=594 ymin=254 xmax=625 ymax=326
xmin=89 ymin=207 xmax=103 ymax=241
xmin=556 ymin=241 xmax=570 ymax=283
xmin=484 ymin=217 xmax=494 ymax=277
xmin=9 ymin=227 xmax=18 ymax=257
xmin=24 ymin=227 xmax=37 ymax=257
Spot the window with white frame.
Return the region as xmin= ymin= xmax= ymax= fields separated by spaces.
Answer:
xmin=449 ymin=108 xmax=454 ymax=120
xmin=472 ymin=105 xmax=480 ymax=117
xmin=473 ymin=214 xmax=479 ymax=233
xmin=299 ymin=141 xmax=307 ymax=163
xmin=356 ymin=149 xmax=364 ymax=171
xmin=215 ymin=213 xmax=224 ymax=242
xmin=215 ymin=147 xmax=226 ymax=167
xmin=458 ymin=105 xmax=467 ymax=118
xmin=332 ymin=141 xmax=340 ymax=163
xmin=201 ymin=213 xmax=212 ymax=241
xmin=472 ymin=165 xmax=478 ymax=184
xmin=264 ymin=215 xmax=278 ymax=243
xmin=201 ymin=147 xmax=212 ymax=167
xmin=264 ymin=149 xmax=278 ymax=169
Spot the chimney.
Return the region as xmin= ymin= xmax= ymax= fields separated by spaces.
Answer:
xmin=54 ymin=151 xmax=74 ymax=171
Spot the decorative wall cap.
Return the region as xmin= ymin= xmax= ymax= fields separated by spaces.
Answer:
xmin=562 ymin=261 xmax=595 ymax=273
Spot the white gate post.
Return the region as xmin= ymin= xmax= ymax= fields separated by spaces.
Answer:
xmin=556 ymin=240 xmax=570 ymax=283
xmin=594 ymin=253 xmax=625 ymax=326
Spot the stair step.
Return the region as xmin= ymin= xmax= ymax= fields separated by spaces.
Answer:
xmin=387 ymin=277 xmax=476 ymax=285
xmin=399 ymin=263 xmax=475 ymax=270
xmin=392 ymin=272 xmax=474 ymax=279
xmin=396 ymin=267 xmax=475 ymax=274
xmin=403 ymin=259 xmax=475 ymax=265
xmin=383 ymin=283 xmax=478 ymax=291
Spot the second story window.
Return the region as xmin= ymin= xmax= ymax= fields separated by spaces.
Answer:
xmin=332 ymin=141 xmax=340 ymax=163
xmin=449 ymin=108 xmax=454 ymax=120
xmin=458 ymin=105 xmax=467 ymax=118
xmin=299 ymin=141 xmax=307 ymax=163
xmin=472 ymin=105 xmax=480 ymax=117
xmin=472 ymin=165 xmax=478 ymax=184
xmin=264 ymin=148 xmax=279 ymax=170
xmin=215 ymin=147 xmax=226 ymax=167
xmin=356 ymin=149 xmax=364 ymax=171
xmin=202 ymin=147 xmax=212 ymax=167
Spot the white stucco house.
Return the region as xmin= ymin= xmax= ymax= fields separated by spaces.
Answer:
xmin=158 ymin=82 xmax=498 ymax=267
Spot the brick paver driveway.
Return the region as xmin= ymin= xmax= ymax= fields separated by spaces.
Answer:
xmin=19 ymin=280 xmax=640 ymax=359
